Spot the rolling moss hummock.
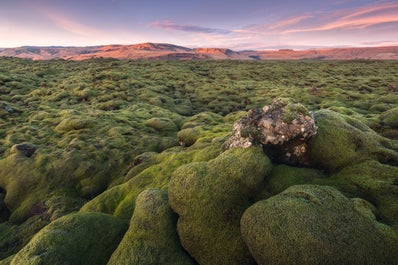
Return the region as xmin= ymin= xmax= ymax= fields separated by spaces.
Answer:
xmin=10 ymin=212 xmax=127 ymax=265
xmin=1 ymin=58 xmax=398 ymax=263
xmin=80 ymin=130 xmax=228 ymax=221
xmin=307 ymin=109 xmax=398 ymax=171
xmin=168 ymin=146 xmax=272 ymax=265
xmin=241 ymin=185 xmax=398 ymax=265
xmin=108 ymin=189 xmax=195 ymax=265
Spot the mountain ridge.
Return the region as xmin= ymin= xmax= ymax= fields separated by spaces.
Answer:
xmin=1 ymin=42 xmax=397 ymax=60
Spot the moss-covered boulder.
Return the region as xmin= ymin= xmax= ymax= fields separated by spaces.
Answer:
xmin=380 ymin=107 xmax=398 ymax=129
xmin=145 ymin=117 xmax=178 ymax=133
xmin=241 ymin=185 xmax=398 ymax=265
xmin=11 ymin=212 xmax=127 ymax=265
xmin=180 ymin=111 xmax=223 ymax=129
xmin=54 ymin=118 xmax=94 ymax=134
xmin=0 ymin=146 xmax=103 ymax=223
xmin=0 ymin=152 xmax=43 ymax=223
xmin=81 ymin=136 xmax=224 ymax=221
xmin=177 ymin=127 xmax=203 ymax=147
xmin=307 ymin=109 xmax=398 ymax=171
xmin=169 ymin=146 xmax=272 ymax=265
xmin=108 ymin=189 xmax=195 ymax=265
xmin=10 ymin=143 xmax=36 ymax=158
xmin=0 ymin=223 xmax=19 ymax=260
xmin=327 ymin=160 xmax=398 ymax=224
xmin=262 ymin=164 xmax=326 ymax=197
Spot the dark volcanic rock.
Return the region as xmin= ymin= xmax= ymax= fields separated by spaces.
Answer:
xmin=224 ymin=98 xmax=317 ymax=166
xmin=12 ymin=143 xmax=37 ymax=157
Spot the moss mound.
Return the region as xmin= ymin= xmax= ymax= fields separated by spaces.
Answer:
xmin=1 ymin=58 xmax=398 ymax=263
xmin=108 ymin=189 xmax=195 ymax=265
xmin=241 ymin=185 xmax=398 ymax=265
xmin=0 ymin=223 xmax=19 ymax=260
xmin=169 ymin=146 xmax=272 ymax=265
xmin=263 ymin=164 xmax=326 ymax=197
xmin=307 ymin=109 xmax=398 ymax=171
xmin=80 ymin=136 xmax=224 ymax=220
xmin=327 ymin=160 xmax=398 ymax=224
xmin=11 ymin=212 xmax=127 ymax=265
xmin=0 ymin=146 xmax=101 ymax=223
xmin=380 ymin=107 xmax=398 ymax=129
xmin=180 ymin=111 xmax=223 ymax=129
xmin=177 ymin=127 xmax=203 ymax=147
xmin=145 ymin=117 xmax=178 ymax=133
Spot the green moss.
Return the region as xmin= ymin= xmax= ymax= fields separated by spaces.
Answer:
xmin=177 ymin=127 xmax=203 ymax=147
xmin=0 ymin=154 xmax=44 ymax=223
xmin=181 ymin=111 xmax=223 ymax=129
xmin=241 ymin=185 xmax=398 ymax=265
xmin=325 ymin=160 xmax=398 ymax=224
xmin=281 ymin=102 xmax=310 ymax=123
xmin=173 ymin=98 xmax=193 ymax=116
xmin=80 ymin=137 xmax=223 ymax=220
xmin=168 ymin=146 xmax=272 ymax=265
xmin=108 ymin=189 xmax=195 ymax=265
xmin=307 ymin=110 xmax=398 ymax=171
xmin=145 ymin=117 xmax=178 ymax=133
xmin=54 ymin=118 xmax=93 ymax=133
xmin=10 ymin=212 xmax=127 ymax=265
xmin=223 ymin=111 xmax=247 ymax=123
xmin=0 ymin=223 xmax=19 ymax=260
xmin=263 ymin=164 xmax=326 ymax=197
xmin=1 ymin=58 xmax=398 ymax=264
xmin=370 ymin=103 xmax=391 ymax=113
xmin=0 ymin=255 xmax=14 ymax=265
xmin=380 ymin=107 xmax=398 ymax=129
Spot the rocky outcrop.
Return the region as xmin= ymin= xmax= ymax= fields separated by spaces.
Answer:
xmin=224 ymin=98 xmax=317 ymax=166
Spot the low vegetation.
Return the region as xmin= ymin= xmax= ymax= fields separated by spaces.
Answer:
xmin=0 ymin=57 xmax=397 ymax=264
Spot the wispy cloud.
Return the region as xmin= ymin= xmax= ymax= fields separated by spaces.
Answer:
xmin=267 ymin=15 xmax=313 ymax=30
xmin=151 ymin=20 xmax=231 ymax=34
xmin=37 ymin=7 xmax=103 ymax=37
xmin=234 ymin=2 xmax=398 ymax=37
xmin=282 ymin=2 xmax=398 ymax=33
xmin=361 ymin=40 xmax=398 ymax=46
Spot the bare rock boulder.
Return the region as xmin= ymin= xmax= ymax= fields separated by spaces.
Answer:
xmin=224 ymin=98 xmax=317 ymax=166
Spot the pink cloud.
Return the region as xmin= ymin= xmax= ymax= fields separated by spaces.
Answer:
xmin=37 ymin=7 xmax=103 ymax=37
xmin=151 ymin=20 xmax=231 ymax=34
xmin=267 ymin=15 xmax=313 ymax=30
xmin=282 ymin=2 xmax=398 ymax=34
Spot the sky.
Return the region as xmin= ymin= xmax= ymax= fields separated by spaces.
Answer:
xmin=0 ymin=0 xmax=397 ymax=50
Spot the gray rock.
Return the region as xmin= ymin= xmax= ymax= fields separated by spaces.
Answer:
xmin=11 ymin=143 xmax=36 ymax=157
xmin=4 ymin=106 xmax=13 ymax=113
xmin=224 ymin=98 xmax=317 ymax=165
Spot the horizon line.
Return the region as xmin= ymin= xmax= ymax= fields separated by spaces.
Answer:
xmin=1 ymin=42 xmax=398 ymax=51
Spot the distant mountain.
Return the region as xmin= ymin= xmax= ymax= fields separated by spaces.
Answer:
xmin=1 ymin=43 xmax=397 ymax=60
xmin=241 ymin=46 xmax=398 ymax=60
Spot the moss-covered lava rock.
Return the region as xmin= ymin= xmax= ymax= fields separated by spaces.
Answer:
xmin=80 ymin=135 xmax=225 ymax=221
xmin=11 ymin=212 xmax=127 ymax=265
xmin=327 ymin=160 xmax=398 ymax=224
xmin=307 ymin=109 xmax=398 ymax=171
xmin=169 ymin=146 xmax=272 ymax=265
xmin=108 ymin=189 xmax=195 ymax=265
xmin=241 ymin=185 xmax=398 ymax=265
xmin=380 ymin=107 xmax=398 ymax=129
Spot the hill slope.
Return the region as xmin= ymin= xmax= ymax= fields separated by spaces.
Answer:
xmin=1 ymin=43 xmax=398 ymax=60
